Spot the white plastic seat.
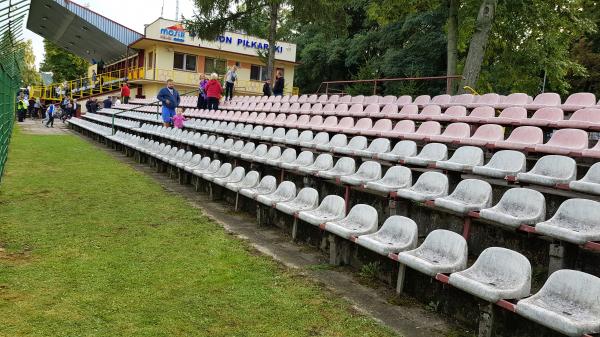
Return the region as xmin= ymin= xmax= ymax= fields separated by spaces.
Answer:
xmin=569 ymin=162 xmax=600 ymax=195
xmin=235 ymin=142 xmax=256 ymax=158
xmin=185 ymin=156 xmax=209 ymax=173
xmin=515 ymin=269 xmax=600 ymax=337
xmin=479 ymin=188 xmax=546 ymax=228
xmin=287 ymin=130 xmax=312 ymax=146
xmin=241 ymin=144 xmax=267 ymax=161
xmin=435 ymin=146 xmax=484 ymax=172
xmin=395 ymin=171 xmax=448 ymax=201
xmin=377 ymin=140 xmax=417 ymax=162
xmin=281 ymin=151 xmax=314 ymax=170
xmin=256 ymin=181 xmax=297 ymax=206
xmin=302 ymin=132 xmax=329 ymax=149
xmin=317 ymin=157 xmax=355 ymax=179
xmin=316 ymin=133 xmax=347 ymax=152
xmin=298 ymin=195 xmax=346 ymax=226
xmin=324 ymin=204 xmax=378 ymax=239
xmin=339 ymin=161 xmax=382 ymax=185
xmin=517 ymin=155 xmax=577 ymax=186
xmin=203 ymin=163 xmax=233 ymax=182
xmin=397 ymin=229 xmax=468 ymax=276
xmin=193 ymin=159 xmax=221 ymax=177
xmin=434 ymin=179 xmax=493 ymax=214
xmin=364 ymin=166 xmax=412 ymax=193
xmin=267 ymin=148 xmax=297 ymax=167
xmin=448 ymin=247 xmax=531 ymax=302
xmin=472 ymin=150 xmax=527 ymax=179
xmin=239 ymin=175 xmax=277 ymax=200
xmin=275 ymin=187 xmax=319 ymax=215
xmin=535 ymin=198 xmax=600 ymax=245
xmin=403 ymin=143 xmax=447 ymax=166
xmin=226 ymin=170 xmax=260 ymax=192
xmin=355 ymin=138 xmax=390 ymax=158
xmin=297 ymin=154 xmax=334 ymax=174
xmin=355 ymin=216 xmax=418 ymax=256
xmin=334 ymin=136 xmax=367 ymax=155
xmin=255 ymin=146 xmax=282 ymax=164
xmin=213 ymin=166 xmax=246 ymax=186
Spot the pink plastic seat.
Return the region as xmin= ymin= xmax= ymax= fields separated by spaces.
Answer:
xmin=348 ymin=103 xmax=366 ymax=116
xmin=317 ymin=94 xmax=328 ymax=104
xmin=461 ymin=106 xmax=496 ymax=123
xmin=224 ymin=111 xmax=235 ymax=121
xmin=231 ymin=111 xmax=242 ymax=121
xmin=535 ymin=129 xmax=589 ymax=155
xmin=289 ymin=103 xmax=301 ymax=114
xmin=303 ymin=115 xmax=323 ymax=130
xmin=527 ymin=107 xmax=564 ymax=127
xmin=362 ymin=119 xmax=392 ymax=137
xmin=365 ymin=104 xmax=381 ymax=117
xmin=282 ymin=114 xmax=298 ymax=128
xmin=496 ymin=93 xmax=530 ymax=109
xmin=295 ymin=114 xmax=311 ymax=128
xmin=526 ymin=93 xmax=561 ymax=110
xmin=429 ymin=123 xmax=471 ymax=143
xmin=412 ymin=105 xmax=441 ymax=121
xmin=494 ymin=126 xmax=544 ymax=150
xmin=319 ymin=116 xmax=339 ymax=132
xmin=583 ymin=141 xmax=600 ymax=158
xmin=272 ymin=113 xmax=287 ymax=126
xmin=289 ymin=95 xmax=299 ymax=103
xmin=379 ymin=95 xmax=397 ymax=106
xmin=339 ymin=95 xmax=352 ymax=104
xmin=396 ymin=95 xmax=412 ymax=107
xmin=364 ymin=95 xmax=379 ymax=105
xmin=298 ymin=103 xmax=312 ymax=114
xmin=561 ymin=92 xmax=596 ymax=111
xmin=346 ymin=118 xmax=373 ymax=135
xmin=281 ymin=95 xmax=291 ymax=103
xmin=556 ymin=108 xmax=600 ymax=129
xmin=255 ymin=103 xmax=266 ymax=112
xmin=427 ymin=94 xmax=451 ymax=107
xmin=393 ymin=104 xmax=419 ymax=119
xmin=492 ymin=107 xmax=527 ymax=125
xmin=403 ymin=121 xmax=442 ymax=140
xmin=262 ymin=102 xmax=273 ymax=112
xmin=467 ymin=93 xmax=501 ymax=109
xmin=263 ymin=113 xmax=276 ymax=124
xmin=332 ymin=104 xmax=349 ymax=116
xmin=270 ymin=102 xmax=282 ymax=113
xmin=445 ymin=94 xmax=474 ymax=108
xmin=460 ymin=124 xmax=504 ymax=146
xmin=380 ymin=120 xmax=416 ymax=138
xmin=327 ymin=95 xmax=340 ymax=104
xmin=297 ymin=95 xmax=309 ymax=104
xmin=266 ymin=95 xmax=275 ymax=103
xmin=278 ymin=103 xmax=291 ymax=113
xmin=435 ymin=106 xmax=467 ymax=122
xmin=380 ymin=104 xmax=399 ymax=118
xmin=351 ymin=95 xmax=365 ymax=105
xmin=238 ymin=111 xmax=251 ymax=122
xmin=320 ymin=103 xmax=335 ymax=116
xmin=307 ymin=94 xmax=318 ymax=104
xmin=332 ymin=117 xmax=355 ymax=133
xmin=413 ymin=95 xmax=431 ymax=107
xmin=311 ymin=103 xmax=325 ymax=115
xmin=247 ymin=102 xmax=257 ymax=112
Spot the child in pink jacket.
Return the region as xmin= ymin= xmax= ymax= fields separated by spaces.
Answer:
xmin=172 ymin=108 xmax=186 ymax=129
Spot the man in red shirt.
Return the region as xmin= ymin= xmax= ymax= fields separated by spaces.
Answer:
xmin=121 ymin=81 xmax=131 ymax=104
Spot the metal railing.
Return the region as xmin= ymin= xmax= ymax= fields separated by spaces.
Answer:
xmin=316 ymin=75 xmax=465 ymax=96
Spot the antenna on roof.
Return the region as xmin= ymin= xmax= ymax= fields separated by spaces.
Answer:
xmin=160 ymin=0 xmax=164 ymax=18
xmin=175 ymin=0 xmax=179 ymax=21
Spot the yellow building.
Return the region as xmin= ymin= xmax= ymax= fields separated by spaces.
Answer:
xmin=127 ymin=18 xmax=298 ymax=99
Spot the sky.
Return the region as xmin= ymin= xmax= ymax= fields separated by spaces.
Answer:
xmin=23 ymin=0 xmax=198 ymax=69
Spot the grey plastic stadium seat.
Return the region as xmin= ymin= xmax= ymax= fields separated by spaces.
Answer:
xmin=287 ymin=130 xmax=312 ymax=146
xmin=239 ymin=175 xmax=277 ymax=199
xmin=298 ymin=195 xmax=346 ymax=226
xmin=334 ymin=136 xmax=367 ymax=155
xmin=479 ymin=188 xmax=546 ymax=228
xmin=316 ymin=133 xmax=347 ymax=152
xmin=365 ymin=166 xmax=412 ymax=193
xmin=378 ymin=140 xmax=418 ymax=161
xmin=515 ymin=269 xmax=600 ymax=337
xmin=185 ymin=156 xmax=209 ymax=173
xmin=255 ymin=146 xmax=282 ymax=164
xmin=225 ymin=140 xmax=245 ymax=156
xmin=434 ymin=179 xmax=493 ymax=214
xmin=355 ymin=216 xmax=418 ymax=256
xmin=281 ymin=151 xmax=314 ymax=170
xmin=449 ymin=247 xmax=531 ymax=302
xmin=302 ymin=132 xmax=329 ymax=149
xmin=297 ymin=154 xmax=334 ymax=174
xmin=472 ymin=150 xmax=527 ymax=179
xmin=396 ymin=171 xmax=449 ymax=202
xmin=256 ymin=181 xmax=297 ymax=206
xmin=339 ymin=161 xmax=382 ymax=185
xmin=317 ymin=157 xmax=355 ymax=179
xmin=218 ymin=139 xmax=235 ymax=154
xmin=226 ymin=170 xmax=260 ymax=192
xmin=397 ymin=229 xmax=468 ymax=276
xmin=435 ymin=146 xmax=484 ymax=172
xmin=517 ymin=155 xmax=577 ymax=186
xmin=535 ymin=199 xmax=600 ymax=244
xmin=213 ymin=166 xmax=246 ymax=186
xmin=267 ymin=148 xmax=297 ymax=167
xmin=275 ymin=187 xmax=319 ymax=215
xmin=235 ymin=142 xmax=256 ymax=158
xmin=355 ymin=138 xmax=390 ymax=158
xmin=269 ymin=128 xmax=286 ymax=142
xmin=193 ymin=159 xmax=221 ymax=177
xmin=241 ymin=144 xmax=267 ymax=161
xmin=569 ymin=162 xmax=600 ymax=195
xmin=203 ymin=163 xmax=233 ymax=182
xmin=278 ymin=129 xmax=298 ymax=144
xmin=403 ymin=143 xmax=448 ymax=166
xmin=324 ymin=204 xmax=378 ymax=239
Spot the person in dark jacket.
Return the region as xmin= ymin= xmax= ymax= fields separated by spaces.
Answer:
xmin=86 ymin=98 xmax=99 ymax=114
xmin=272 ymin=70 xmax=284 ymax=96
xmin=262 ymin=79 xmax=272 ymax=97
xmin=156 ymin=79 xmax=181 ymax=127
xmin=103 ymin=97 xmax=113 ymax=109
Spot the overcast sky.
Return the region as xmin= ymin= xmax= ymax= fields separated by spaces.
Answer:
xmin=23 ymin=0 xmax=198 ymax=69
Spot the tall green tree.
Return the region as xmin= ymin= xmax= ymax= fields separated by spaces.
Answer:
xmin=18 ymin=40 xmax=41 ymax=86
xmin=184 ymin=0 xmax=341 ymax=86
xmin=39 ymin=39 xmax=88 ymax=84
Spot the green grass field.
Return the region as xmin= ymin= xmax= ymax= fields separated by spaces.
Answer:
xmin=0 ymin=128 xmax=398 ymax=337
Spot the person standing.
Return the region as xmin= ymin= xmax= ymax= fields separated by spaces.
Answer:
xmin=224 ymin=65 xmax=237 ymax=102
xmin=34 ymin=97 xmax=41 ymax=119
xmin=197 ymin=73 xmax=208 ymax=109
xmin=205 ymin=73 xmax=223 ymax=110
xmin=28 ymin=96 xmax=35 ymax=118
xmin=156 ymin=79 xmax=180 ymax=127
xmin=262 ymin=78 xmax=272 ymax=97
xmin=120 ymin=81 xmax=131 ymax=104
xmin=45 ymin=103 xmax=56 ymax=128
xmin=16 ymin=95 xmax=26 ymax=122
xmin=92 ymin=70 xmax=97 ymax=85
xmin=273 ymin=70 xmax=285 ymax=96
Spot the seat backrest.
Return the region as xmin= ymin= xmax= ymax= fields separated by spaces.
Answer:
xmin=531 ymin=92 xmax=561 ymax=106
xmin=335 ymin=103 xmax=349 ymax=114
xmin=431 ymin=94 xmax=451 ymax=105
xmin=420 ymin=229 xmax=468 ymax=263
xmin=272 ymin=128 xmax=286 ymax=138
xmin=381 ymin=104 xmax=398 ymax=115
xmin=393 ymin=120 xmax=416 ymax=133
xmin=550 ymin=198 xmax=600 ymax=229
xmin=328 ymin=95 xmax=340 ymax=104
xmin=450 ymin=94 xmax=474 ymax=104
xmin=349 ymin=103 xmax=364 ymax=114
xmin=469 ymin=247 xmax=531 ymax=290
xmin=502 ymin=93 xmax=530 ymax=106
xmin=313 ymin=132 xmax=329 ymax=145
xmin=499 ymin=107 xmax=527 ymax=119
xmin=505 ymin=126 xmax=543 ymax=144
xmin=323 ymin=116 xmax=338 ymax=126
xmin=308 ymin=115 xmax=324 ymax=125
xmin=396 ymin=95 xmax=412 ymax=105
xmin=333 ymin=157 xmax=355 ymax=172
xmin=319 ymin=195 xmax=346 ymax=215
xmin=377 ymin=216 xmax=418 ymax=247
xmin=378 ymin=95 xmax=396 ymax=105
xmin=469 ymin=106 xmax=495 ymax=118
xmin=337 ymin=117 xmax=354 ymax=129
xmin=474 ymin=93 xmax=500 ymax=105
xmin=444 ymin=106 xmax=467 ymax=117
xmin=529 ymin=155 xmax=576 ymax=178
xmin=372 ymin=119 xmax=392 ymax=132
xmin=347 ymin=136 xmax=367 ymax=149
xmin=329 ymin=133 xmax=347 ymax=147
xmin=532 ymin=269 xmax=600 ymax=310
xmin=417 ymin=143 xmax=447 ymax=160
xmin=420 ymin=105 xmax=442 ymax=116
xmin=317 ymin=94 xmax=328 ymax=103
xmin=581 ymin=162 xmax=600 ymax=183
xmin=296 ymin=115 xmax=310 ymax=125
xmin=356 ymin=161 xmax=382 ymax=179
xmin=415 ymin=121 xmax=441 ymax=135
xmin=298 ymin=130 xmax=313 ymax=142
xmin=274 ymin=181 xmax=297 ymax=198
xmin=364 ymin=104 xmax=380 ymax=115
xmin=546 ymin=128 xmax=588 ymax=148
xmin=351 ymin=95 xmax=365 ymax=104
xmin=367 ymin=138 xmax=391 ymax=152
xmin=531 ymin=107 xmax=563 ymax=122
xmin=472 ymin=124 xmax=504 ymax=141
xmin=447 ymin=146 xmax=484 ymax=165
xmin=496 ymin=188 xmax=546 ymax=217
xmin=568 ymin=108 xmax=600 ymax=123
xmin=296 ymin=187 xmax=319 ymax=207
xmin=390 ymin=140 xmax=417 ymax=156
xmin=354 ymin=118 xmax=372 ymax=130
xmin=295 ymin=151 xmax=314 ymax=165
xmin=441 ymin=123 xmax=471 ymax=137
xmin=253 ymin=144 xmax=268 ymax=156
xmin=381 ymin=166 xmax=412 ymax=185
xmin=345 ymin=204 xmax=378 ymax=227
xmin=314 ymin=154 xmax=334 ymax=169
xmin=449 ymin=179 xmax=492 ymax=206
xmin=413 ymin=95 xmax=431 ymax=106
xmin=563 ymin=92 xmax=596 ymax=106
xmin=413 ymin=171 xmax=448 ymax=193
xmin=339 ymin=95 xmax=352 ymax=104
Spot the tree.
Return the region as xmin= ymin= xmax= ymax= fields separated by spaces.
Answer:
xmin=184 ymin=0 xmax=341 ymax=85
xmin=39 ymin=39 xmax=88 ymax=84
xmin=18 ymin=40 xmax=41 ymax=87
xmin=446 ymin=0 xmax=459 ymax=93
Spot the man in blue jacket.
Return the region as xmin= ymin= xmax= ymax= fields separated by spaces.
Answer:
xmin=156 ymin=79 xmax=181 ymax=127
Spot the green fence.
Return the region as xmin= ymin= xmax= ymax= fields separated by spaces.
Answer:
xmin=0 ymin=62 xmax=19 ymax=183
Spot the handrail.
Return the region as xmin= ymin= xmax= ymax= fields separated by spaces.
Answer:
xmin=110 ymin=88 xmax=199 ymax=135
xmin=316 ymin=75 xmax=465 ymax=96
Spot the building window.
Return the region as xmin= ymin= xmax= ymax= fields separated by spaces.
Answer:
xmin=250 ymin=64 xmax=268 ymax=81
xmin=173 ymin=53 xmax=197 ymax=72
xmin=148 ymin=52 xmax=154 ymax=69
xmin=204 ymin=57 xmax=226 ymax=75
